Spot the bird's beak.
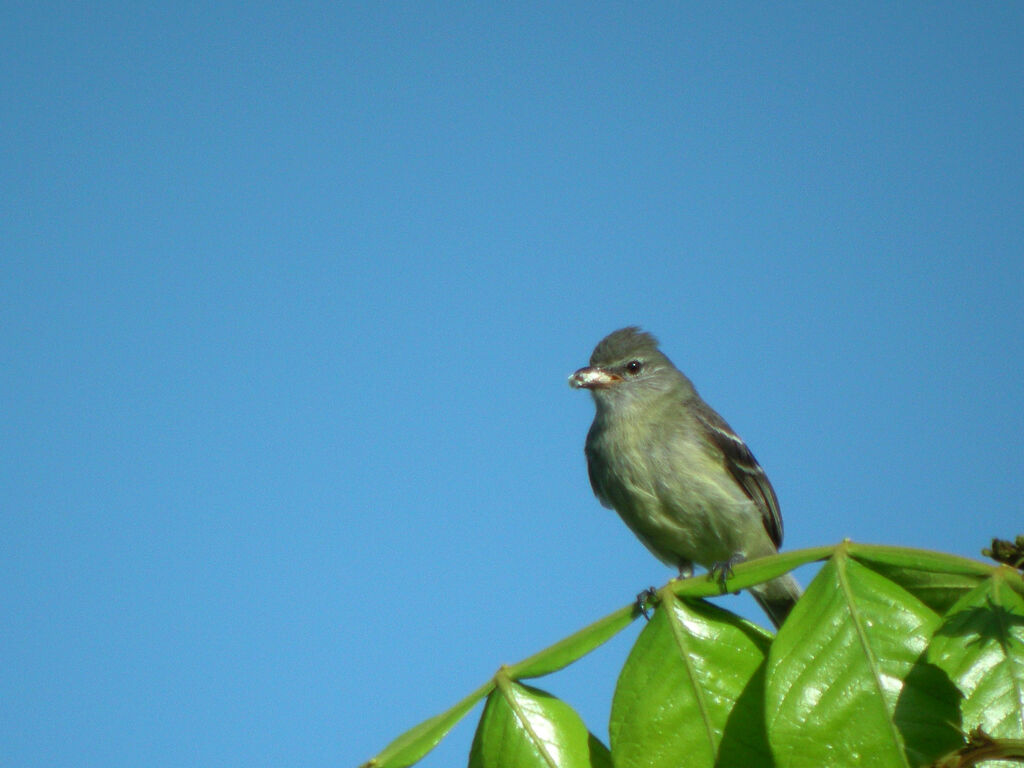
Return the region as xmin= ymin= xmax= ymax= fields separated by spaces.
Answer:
xmin=568 ymin=366 xmax=621 ymax=390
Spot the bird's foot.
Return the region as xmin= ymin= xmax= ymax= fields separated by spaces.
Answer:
xmin=635 ymin=587 xmax=659 ymax=621
xmin=709 ymin=554 xmax=746 ymax=593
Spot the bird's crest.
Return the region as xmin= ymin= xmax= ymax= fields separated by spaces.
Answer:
xmin=590 ymin=327 xmax=660 ymax=366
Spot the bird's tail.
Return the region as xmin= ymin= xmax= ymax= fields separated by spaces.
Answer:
xmin=751 ymin=572 xmax=803 ymax=629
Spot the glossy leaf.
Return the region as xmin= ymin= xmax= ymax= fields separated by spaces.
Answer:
xmin=848 ymin=543 xmax=994 ymax=577
xmin=928 ymin=567 xmax=1024 ymax=754
xmin=610 ymin=592 xmax=773 ymax=768
xmin=767 ymin=552 xmax=963 ymax=767
xmin=468 ymin=679 xmax=611 ymax=768
xmin=849 ymin=543 xmax=993 ymax=615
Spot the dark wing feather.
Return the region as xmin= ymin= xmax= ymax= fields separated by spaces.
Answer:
xmin=693 ymin=402 xmax=783 ymax=548
xmin=583 ymin=425 xmax=613 ymax=510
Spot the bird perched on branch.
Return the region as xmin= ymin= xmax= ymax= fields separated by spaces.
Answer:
xmin=569 ymin=326 xmax=802 ymax=628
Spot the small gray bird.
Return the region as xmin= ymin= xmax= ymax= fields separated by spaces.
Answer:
xmin=569 ymin=327 xmax=802 ymax=627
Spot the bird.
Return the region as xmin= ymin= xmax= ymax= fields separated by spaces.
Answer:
xmin=569 ymin=326 xmax=802 ymax=628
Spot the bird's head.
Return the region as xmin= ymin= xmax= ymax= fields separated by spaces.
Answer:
xmin=569 ymin=327 xmax=686 ymax=409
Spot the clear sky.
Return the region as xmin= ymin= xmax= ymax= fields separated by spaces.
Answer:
xmin=3 ymin=3 xmax=1022 ymax=767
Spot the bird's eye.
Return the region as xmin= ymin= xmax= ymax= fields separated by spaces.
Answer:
xmin=626 ymin=360 xmax=643 ymax=374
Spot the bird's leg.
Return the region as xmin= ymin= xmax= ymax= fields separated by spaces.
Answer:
xmin=675 ymin=560 xmax=694 ymax=580
xmin=635 ymin=587 xmax=659 ymax=621
xmin=709 ymin=554 xmax=746 ymax=593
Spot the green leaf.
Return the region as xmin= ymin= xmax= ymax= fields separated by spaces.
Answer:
xmin=849 ymin=543 xmax=993 ymax=614
xmin=508 ymin=603 xmax=637 ymax=680
xmin=766 ymin=551 xmax=963 ymax=767
xmin=610 ymin=591 xmax=773 ymax=768
xmin=468 ymin=678 xmax=611 ymax=768
xmin=928 ymin=567 xmax=1024 ymax=758
xmin=360 ymin=681 xmax=494 ymax=768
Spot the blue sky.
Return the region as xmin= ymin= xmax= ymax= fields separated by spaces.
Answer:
xmin=3 ymin=3 xmax=1022 ymax=767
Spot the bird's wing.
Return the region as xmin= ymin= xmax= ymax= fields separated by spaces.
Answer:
xmin=584 ymin=436 xmax=615 ymax=510
xmin=694 ymin=403 xmax=783 ymax=548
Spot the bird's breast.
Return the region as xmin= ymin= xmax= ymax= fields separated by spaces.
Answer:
xmin=585 ymin=413 xmax=758 ymax=568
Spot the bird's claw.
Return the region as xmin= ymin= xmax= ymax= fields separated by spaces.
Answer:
xmin=709 ymin=555 xmax=746 ymax=592
xmin=636 ymin=587 xmax=659 ymax=620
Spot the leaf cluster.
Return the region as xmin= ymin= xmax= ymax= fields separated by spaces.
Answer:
xmin=362 ymin=541 xmax=1024 ymax=768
